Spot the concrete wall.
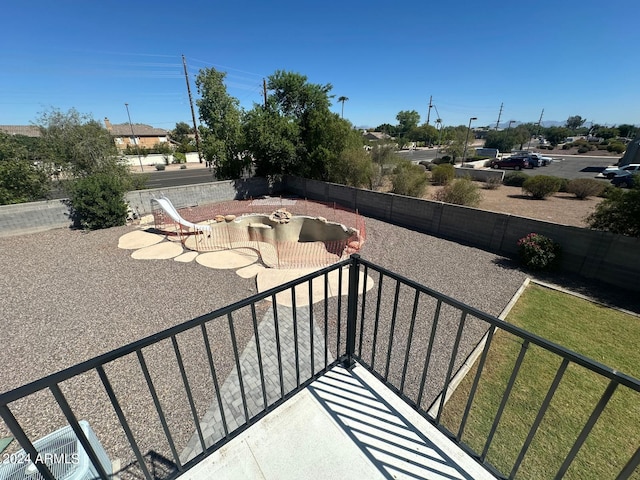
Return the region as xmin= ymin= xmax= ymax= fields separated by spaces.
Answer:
xmin=283 ymin=176 xmax=640 ymax=291
xmin=0 ymin=199 xmax=70 ymax=237
xmin=0 ymin=177 xmax=281 ymax=238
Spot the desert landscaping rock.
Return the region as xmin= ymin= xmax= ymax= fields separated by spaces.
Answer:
xmin=174 ymin=251 xmax=199 ymax=263
xmin=196 ymin=248 xmax=259 ymax=269
xmin=131 ymin=241 xmax=184 ymax=259
xmin=117 ymin=230 xmax=165 ymax=249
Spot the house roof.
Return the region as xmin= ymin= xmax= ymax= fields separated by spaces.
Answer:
xmin=0 ymin=125 xmax=41 ymax=137
xmin=106 ymin=123 xmax=168 ymax=137
xmin=362 ymin=131 xmax=390 ymax=140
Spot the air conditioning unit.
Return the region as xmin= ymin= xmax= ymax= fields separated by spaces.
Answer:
xmin=0 ymin=421 xmax=112 ymax=480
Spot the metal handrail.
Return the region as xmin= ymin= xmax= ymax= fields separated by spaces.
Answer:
xmin=347 ymin=256 xmax=640 ymax=480
xmin=1 ymin=255 xmax=638 ymax=480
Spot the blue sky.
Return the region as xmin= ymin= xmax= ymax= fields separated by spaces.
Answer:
xmin=2 ymin=1 xmax=638 ymax=131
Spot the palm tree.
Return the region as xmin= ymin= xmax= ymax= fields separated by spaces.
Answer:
xmin=338 ymin=96 xmax=349 ymax=118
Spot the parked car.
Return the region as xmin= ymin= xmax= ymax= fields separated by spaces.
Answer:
xmin=510 ymin=151 xmax=552 ymax=167
xmin=602 ymin=163 xmax=640 ymax=179
xmin=610 ymin=173 xmax=636 ymax=188
xmin=490 ymin=156 xmax=531 ymax=170
xmin=527 ymin=152 xmax=552 ymax=167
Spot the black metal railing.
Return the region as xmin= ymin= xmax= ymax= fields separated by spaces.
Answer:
xmin=1 ymin=255 xmax=638 ymax=480
xmin=349 ymin=257 xmax=640 ymax=480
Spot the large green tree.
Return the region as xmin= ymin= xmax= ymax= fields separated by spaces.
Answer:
xmin=0 ymin=155 xmax=50 ymax=205
xmin=396 ymin=110 xmax=420 ymax=137
xmin=244 ymin=70 xmax=363 ymax=180
xmin=543 ymin=126 xmax=571 ymax=146
xmin=171 ymin=121 xmax=196 ymax=153
xmin=196 ymin=68 xmax=248 ymax=179
xmin=566 ymin=115 xmax=586 ymax=131
xmin=36 ymin=108 xmax=117 ymax=175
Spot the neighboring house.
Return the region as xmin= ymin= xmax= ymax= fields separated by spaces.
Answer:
xmin=0 ymin=125 xmax=41 ymax=137
xmin=362 ymin=130 xmax=391 ymax=142
xmin=104 ymin=118 xmax=169 ymax=152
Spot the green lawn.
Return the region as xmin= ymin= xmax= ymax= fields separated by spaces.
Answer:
xmin=439 ymin=284 xmax=640 ymax=479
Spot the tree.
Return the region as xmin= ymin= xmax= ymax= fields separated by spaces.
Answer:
xmin=587 ymin=179 xmax=640 ymax=237
xmin=566 ymin=115 xmax=586 ymax=131
xmin=543 ymin=126 xmax=571 ymax=146
xmin=407 ymin=124 xmax=438 ymax=144
xmin=442 ymin=125 xmax=472 ymax=161
xmin=485 ymin=130 xmax=517 ymax=152
xmin=196 ymin=67 xmax=248 ymax=179
xmin=244 ymin=70 xmax=362 ymax=180
xmin=369 ymin=142 xmax=400 ymax=188
xmin=338 ymin=96 xmax=349 ymax=118
xmin=36 ymin=108 xmax=118 ymax=175
xmin=616 ymin=124 xmax=636 ymax=139
xmin=396 ymin=110 xmax=420 ymax=137
xmin=0 ymin=159 xmax=50 ymax=205
xmin=374 ymin=123 xmax=398 ymax=137
xmin=171 ymin=121 xmax=196 ymax=153
xmin=327 ymin=147 xmax=373 ymax=188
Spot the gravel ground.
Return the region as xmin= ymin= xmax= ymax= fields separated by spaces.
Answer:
xmin=1 ymin=211 xmax=634 ymax=478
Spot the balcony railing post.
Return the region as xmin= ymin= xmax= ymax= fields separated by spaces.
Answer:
xmin=343 ymin=254 xmax=360 ymax=368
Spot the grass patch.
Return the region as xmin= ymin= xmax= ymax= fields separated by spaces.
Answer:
xmin=439 ymin=284 xmax=640 ymax=479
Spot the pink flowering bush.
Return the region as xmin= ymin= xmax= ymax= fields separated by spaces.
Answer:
xmin=517 ymin=233 xmax=562 ymax=271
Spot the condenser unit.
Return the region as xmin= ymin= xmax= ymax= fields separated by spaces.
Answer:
xmin=0 ymin=421 xmax=112 ymax=480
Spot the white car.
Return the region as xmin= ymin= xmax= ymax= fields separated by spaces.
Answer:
xmin=602 ymin=163 xmax=640 ymax=179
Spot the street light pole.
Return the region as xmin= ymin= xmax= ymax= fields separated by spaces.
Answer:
xmin=124 ymin=103 xmax=144 ymax=172
xmin=461 ymin=116 xmax=477 ymax=164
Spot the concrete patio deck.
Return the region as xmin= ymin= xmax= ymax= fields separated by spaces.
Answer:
xmin=181 ymin=364 xmax=495 ymax=480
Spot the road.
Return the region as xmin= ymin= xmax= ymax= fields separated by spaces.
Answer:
xmin=46 ymin=153 xmax=620 ymax=199
xmin=139 ymin=164 xmax=217 ymax=189
xmin=520 ymin=155 xmax=618 ymax=180
xmin=397 ymin=148 xmax=619 ymax=181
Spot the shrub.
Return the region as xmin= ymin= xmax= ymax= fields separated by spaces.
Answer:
xmin=391 ymin=161 xmax=429 ymax=197
xmin=155 ymin=163 xmax=166 ymax=171
xmin=432 ymin=177 xmax=482 ymax=207
xmin=517 ymin=233 xmax=562 ymax=270
xmin=67 ymin=173 xmax=129 ymax=230
xmin=577 ymin=146 xmax=590 ymax=153
xmin=566 ymin=178 xmax=606 ymax=199
xmin=562 ymin=143 xmax=573 ymax=150
xmin=432 ymin=156 xmax=453 ymax=165
xmin=503 ymin=172 xmax=529 ymax=187
xmin=522 ymin=175 xmax=562 ymax=199
xmin=483 ymin=177 xmax=502 ymax=190
xmin=431 ymin=163 xmax=455 ymax=185
xmin=557 ymin=177 xmax=569 ymax=193
xmin=173 ymin=152 xmax=187 ymax=164
xmin=607 ymin=142 xmax=626 ymax=154
xmin=587 ymin=179 xmax=640 ymax=236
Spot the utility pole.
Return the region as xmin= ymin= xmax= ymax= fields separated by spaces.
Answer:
xmin=263 ymin=79 xmax=268 ymax=108
xmin=426 ymin=96 xmax=433 ymax=126
xmin=527 ymin=108 xmax=544 ymax=150
xmin=182 ymin=54 xmax=203 ymax=164
xmin=124 ymin=103 xmax=143 ymax=172
xmin=495 ymin=102 xmax=503 ymax=130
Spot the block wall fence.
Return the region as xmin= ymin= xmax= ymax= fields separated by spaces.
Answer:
xmin=283 ymin=176 xmax=640 ymax=291
xmin=1 ymin=175 xmax=638 ymax=292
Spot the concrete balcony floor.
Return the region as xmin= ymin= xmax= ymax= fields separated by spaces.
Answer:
xmin=181 ymin=364 xmax=495 ymax=480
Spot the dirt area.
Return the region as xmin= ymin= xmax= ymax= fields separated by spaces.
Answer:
xmin=427 ymin=183 xmax=602 ymax=228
